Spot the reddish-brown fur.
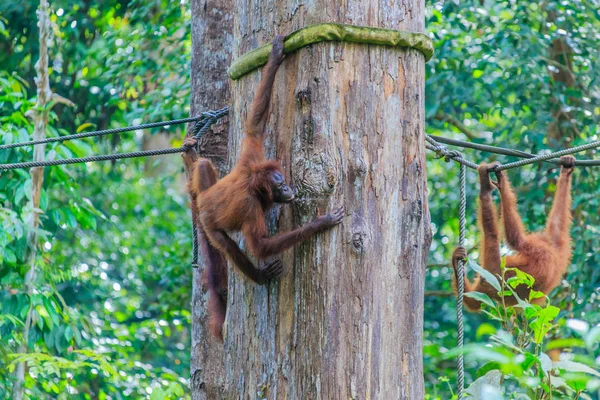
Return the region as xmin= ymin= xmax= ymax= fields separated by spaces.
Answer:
xmin=188 ymin=35 xmax=344 ymax=341
xmin=452 ymin=156 xmax=575 ymax=311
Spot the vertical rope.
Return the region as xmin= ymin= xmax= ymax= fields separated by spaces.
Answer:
xmin=456 ymin=163 xmax=466 ymax=399
xmin=187 ymin=106 xmax=229 ymax=268
xmin=192 ymin=224 xmax=199 ymax=268
xmin=425 ymin=135 xmax=467 ymax=397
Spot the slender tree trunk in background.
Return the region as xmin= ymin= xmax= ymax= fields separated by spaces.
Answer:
xmin=13 ymin=1 xmax=74 ymax=399
xmin=544 ymin=8 xmax=577 ymax=141
xmin=224 ymin=0 xmax=430 ymax=398
xmin=186 ymin=0 xmax=233 ymax=398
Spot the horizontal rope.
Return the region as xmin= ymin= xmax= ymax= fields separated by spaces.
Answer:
xmin=425 ymin=136 xmax=478 ymax=170
xmin=0 ymin=117 xmax=197 ymax=150
xmin=0 ymin=147 xmax=186 ymax=170
xmin=0 ymin=107 xmax=229 ymax=171
xmin=429 ymin=135 xmax=600 ymax=167
xmin=493 ymin=139 xmax=600 ymax=171
xmin=0 ymin=107 xmax=229 ymax=151
xmin=228 ymin=23 xmax=434 ymax=80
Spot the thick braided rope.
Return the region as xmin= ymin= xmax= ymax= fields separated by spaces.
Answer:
xmin=0 ymin=107 xmax=229 ymax=150
xmin=0 ymin=108 xmax=230 ymax=172
xmin=425 ymin=136 xmax=478 ymax=170
xmin=191 ymin=224 xmax=200 ymax=269
xmin=0 ymin=117 xmax=198 ymax=150
xmin=493 ymin=139 xmax=600 ymax=171
xmin=0 ymin=147 xmax=187 ymax=170
xmin=428 ymin=135 xmax=600 ymax=167
xmin=0 ymin=107 xmax=229 ymax=269
xmin=188 ymin=106 xmax=229 ymax=268
xmin=426 ymin=134 xmax=467 ymax=397
xmin=456 ymin=163 xmax=466 ymax=400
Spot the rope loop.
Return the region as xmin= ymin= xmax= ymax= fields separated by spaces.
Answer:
xmin=432 ymin=147 xmax=446 ymax=160
xmin=444 ymin=150 xmax=464 ymax=163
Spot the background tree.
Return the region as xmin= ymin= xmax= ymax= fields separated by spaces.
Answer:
xmin=186 ymin=0 xmax=232 ymax=398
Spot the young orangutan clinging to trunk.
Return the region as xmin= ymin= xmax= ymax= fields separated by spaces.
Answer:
xmin=452 ymin=156 xmax=575 ymax=311
xmin=186 ymin=35 xmax=344 ymax=341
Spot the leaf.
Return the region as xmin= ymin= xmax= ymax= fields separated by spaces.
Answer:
xmin=505 ymin=285 xmax=531 ymax=310
xmin=476 ymin=323 xmax=497 ymax=339
xmin=76 ymin=122 xmax=95 ymax=133
xmin=505 ymin=267 xmax=535 ymax=288
xmin=585 ymin=326 xmax=600 ymax=349
xmin=44 ymin=329 xmax=55 ymax=348
xmin=64 ymin=325 xmax=73 ymax=342
xmin=566 ymin=319 xmax=590 ymax=336
xmin=529 ymin=290 xmax=545 ymax=301
xmin=530 ymin=305 xmax=560 ymax=344
xmin=36 ymin=313 xmax=44 ymax=331
xmin=476 ymin=361 xmax=501 ymax=378
xmin=465 ymin=370 xmax=503 ymax=399
xmin=54 ymin=326 xmax=66 ymax=353
xmin=539 ymin=352 xmax=552 ymax=373
xmin=443 ymin=343 xmax=513 ymax=364
xmin=464 ymin=292 xmax=496 ymax=309
xmin=3 ymin=248 xmax=16 ymax=265
xmin=554 ymin=361 xmax=600 ymax=377
xmin=546 ymin=338 xmax=586 ymax=350
xmin=550 ymin=376 xmax=569 ymax=389
xmin=467 ymin=259 xmax=502 ymax=292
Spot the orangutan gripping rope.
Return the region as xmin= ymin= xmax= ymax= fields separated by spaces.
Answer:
xmin=452 ymin=156 xmax=575 ymax=311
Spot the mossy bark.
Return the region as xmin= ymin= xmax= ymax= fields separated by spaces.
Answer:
xmin=229 ymin=23 xmax=434 ymax=80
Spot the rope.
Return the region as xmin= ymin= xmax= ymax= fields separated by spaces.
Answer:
xmin=0 ymin=147 xmax=188 ymax=170
xmin=186 ymin=107 xmax=229 ymax=269
xmin=425 ymin=136 xmax=478 ymax=170
xmin=456 ymin=162 xmax=466 ymax=400
xmin=425 ymin=135 xmax=467 ymax=397
xmin=425 ymin=134 xmax=600 ymax=172
xmin=0 ymin=107 xmax=229 ymax=270
xmin=493 ymin=139 xmax=600 ymax=172
xmin=191 ymin=224 xmax=200 ymax=269
xmin=428 ymin=135 xmax=600 ymax=167
xmin=0 ymin=107 xmax=229 ymax=171
xmin=1 ymin=116 xmax=197 ymax=150
xmin=0 ymin=107 xmax=228 ymax=150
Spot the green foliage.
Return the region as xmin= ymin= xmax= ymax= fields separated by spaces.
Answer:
xmin=0 ymin=1 xmax=192 ymax=398
xmin=1 ymin=0 xmax=599 ymax=398
xmin=424 ymin=0 xmax=600 ymax=398
xmin=461 ymin=265 xmax=599 ymax=399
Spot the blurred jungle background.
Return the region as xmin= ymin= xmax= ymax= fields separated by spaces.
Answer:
xmin=0 ymin=0 xmax=598 ymax=398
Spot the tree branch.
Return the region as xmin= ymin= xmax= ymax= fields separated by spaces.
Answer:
xmin=50 ymin=93 xmax=76 ymax=108
xmin=425 ymin=290 xmax=454 ymax=297
xmin=434 ymin=111 xmax=479 ymax=140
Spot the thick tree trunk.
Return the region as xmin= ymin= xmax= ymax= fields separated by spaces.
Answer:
xmin=187 ymin=0 xmax=233 ymax=398
xmin=224 ymin=1 xmax=430 ymax=398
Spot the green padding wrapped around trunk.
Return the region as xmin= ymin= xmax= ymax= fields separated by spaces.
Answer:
xmin=228 ymin=23 xmax=434 ymax=80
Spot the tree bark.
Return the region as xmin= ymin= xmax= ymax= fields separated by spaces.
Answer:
xmin=187 ymin=0 xmax=233 ymax=398
xmin=224 ymin=1 xmax=430 ymax=398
